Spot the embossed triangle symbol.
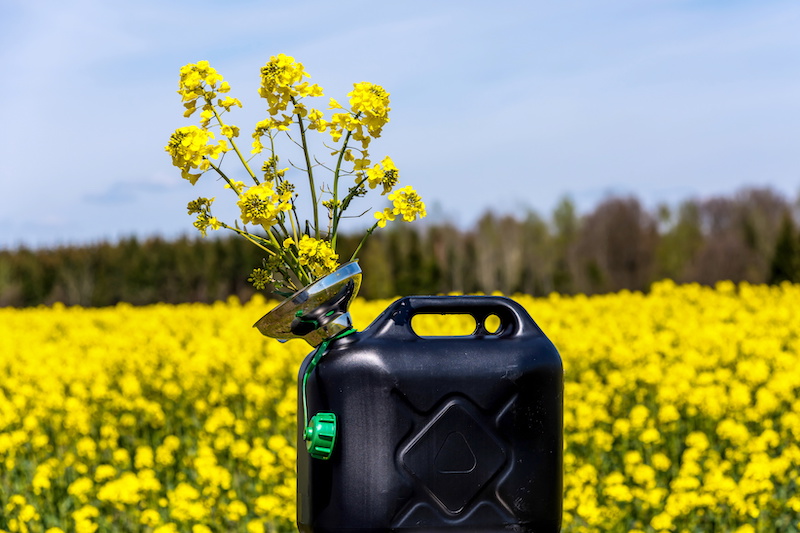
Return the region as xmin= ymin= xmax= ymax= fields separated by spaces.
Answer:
xmin=435 ymin=432 xmax=476 ymax=474
xmin=401 ymin=402 xmax=506 ymax=514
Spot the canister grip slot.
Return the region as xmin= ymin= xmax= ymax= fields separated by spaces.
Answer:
xmin=373 ymin=295 xmax=543 ymax=340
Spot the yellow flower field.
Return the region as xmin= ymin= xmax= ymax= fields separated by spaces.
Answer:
xmin=1 ymin=281 xmax=799 ymax=532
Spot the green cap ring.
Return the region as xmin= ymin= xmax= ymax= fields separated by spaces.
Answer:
xmin=305 ymin=412 xmax=337 ymax=460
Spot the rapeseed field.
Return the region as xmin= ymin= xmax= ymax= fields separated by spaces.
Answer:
xmin=1 ymin=281 xmax=798 ymax=532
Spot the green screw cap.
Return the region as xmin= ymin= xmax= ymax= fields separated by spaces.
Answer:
xmin=304 ymin=412 xmax=337 ymax=460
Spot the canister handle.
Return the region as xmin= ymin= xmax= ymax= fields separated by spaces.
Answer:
xmin=369 ymin=295 xmax=543 ymax=339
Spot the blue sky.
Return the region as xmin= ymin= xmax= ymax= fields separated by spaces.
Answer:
xmin=1 ymin=0 xmax=798 ymax=248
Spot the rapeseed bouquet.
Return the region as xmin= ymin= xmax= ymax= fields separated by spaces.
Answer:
xmin=165 ymin=55 xmax=426 ymax=296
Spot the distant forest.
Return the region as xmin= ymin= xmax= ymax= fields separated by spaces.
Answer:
xmin=2 ymin=186 xmax=799 ymax=307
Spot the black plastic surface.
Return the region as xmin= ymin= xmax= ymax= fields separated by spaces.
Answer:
xmin=297 ymin=295 xmax=563 ymax=532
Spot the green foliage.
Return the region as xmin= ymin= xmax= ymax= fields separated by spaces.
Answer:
xmin=2 ymin=187 xmax=799 ymax=307
xmin=769 ymin=212 xmax=800 ymax=284
xmin=655 ymin=201 xmax=703 ymax=281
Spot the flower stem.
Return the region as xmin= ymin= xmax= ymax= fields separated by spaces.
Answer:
xmin=350 ymin=221 xmax=379 ymax=262
xmin=292 ymin=97 xmax=320 ymax=239
xmin=220 ymin=223 xmax=276 ymax=255
xmin=330 ymin=129 xmax=355 ymax=251
xmin=206 ymin=160 xmax=240 ymax=196
xmin=341 ymin=176 xmax=368 ymax=211
xmin=263 ymin=223 xmax=311 ymax=286
xmin=208 ymin=98 xmax=258 ymax=183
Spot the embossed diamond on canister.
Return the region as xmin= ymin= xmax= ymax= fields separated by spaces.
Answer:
xmin=402 ymin=401 xmax=505 ymax=514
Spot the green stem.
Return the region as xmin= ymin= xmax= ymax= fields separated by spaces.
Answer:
xmin=341 ymin=176 xmax=369 ymax=210
xmin=270 ymin=132 xmax=303 ymax=236
xmin=264 ymin=223 xmax=311 ymax=286
xmin=208 ymin=98 xmax=258 ymax=184
xmin=206 ymin=160 xmax=240 ymax=197
xmin=292 ymin=97 xmax=320 ymax=239
xmin=350 ymin=221 xmax=379 ymax=262
xmin=220 ymin=223 xmax=277 ymax=255
xmin=287 ymin=211 xmax=300 ymax=248
xmin=332 ymin=174 xmax=370 ymax=252
xmin=330 ymin=129 xmax=355 ymax=248
xmin=260 ymin=224 xmax=285 ymax=254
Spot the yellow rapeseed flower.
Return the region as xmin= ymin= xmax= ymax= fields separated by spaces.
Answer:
xmin=2 ymin=281 xmax=799 ymax=530
xmin=165 ymin=126 xmax=227 ymax=185
xmin=284 ymin=235 xmax=340 ymax=278
xmin=237 ymin=182 xmax=292 ymax=227
xmin=387 ymin=185 xmax=426 ymax=222
xmin=365 ymin=156 xmax=399 ymax=194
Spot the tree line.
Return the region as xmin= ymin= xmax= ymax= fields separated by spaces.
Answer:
xmin=1 ymin=186 xmax=799 ymax=307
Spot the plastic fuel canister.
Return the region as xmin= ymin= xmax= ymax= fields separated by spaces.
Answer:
xmin=297 ymin=295 xmax=563 ymax=532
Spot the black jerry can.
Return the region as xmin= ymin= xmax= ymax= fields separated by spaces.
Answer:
xmin=297 ymin=295 xmax=563 ymax=532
